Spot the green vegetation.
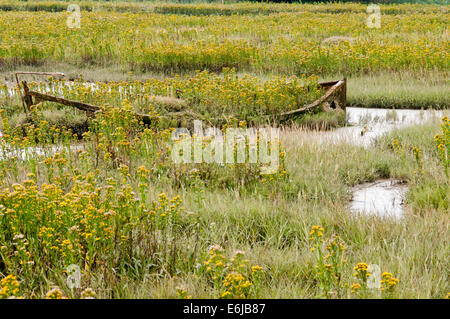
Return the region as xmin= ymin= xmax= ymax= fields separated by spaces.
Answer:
xmin=1 ymin=1 xmax=448 ymax=109
xmin=0 ymin=2 xmax=448 ymax=75
xmin=0 ymin=104 xmax=448 ymax=298
xmin=0 ymin=1 xmax=448 ymax=299
xmin=346 ymin=72 xmax=450 ymax=109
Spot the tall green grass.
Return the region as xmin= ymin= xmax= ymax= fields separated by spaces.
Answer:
xmin=0 ymin=111 xmax=447 ymax=298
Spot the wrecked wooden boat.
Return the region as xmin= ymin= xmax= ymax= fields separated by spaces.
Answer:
xmin=15 ymin=72 xmax=346 ymax=124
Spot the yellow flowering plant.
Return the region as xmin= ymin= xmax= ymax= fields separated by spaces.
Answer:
xmin=351 ymin=264 xmax=400 ymax=299
xmin=202 ymin=246 xmax=263 ymax=299
xmin=309 ymin=226 xmax=346 ymax=298
xmin=0 ymin=4 xmax=446 ymax=76
xmin=0 ymin=275 xmax=21 ymax=299
xmin=434 ymin=116 xmax=449 ymax=177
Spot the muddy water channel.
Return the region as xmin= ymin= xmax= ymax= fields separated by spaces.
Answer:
xmin=350 ymin=180 xmax=409 ymax=218
xmin=307 ymin=107 xmax=448 ymax=147
xmin=1 ymin=101 xmax=448 ymax=218
xmin=281 ymin=107 xmax=447 ymax=218
xmin=344 ymin=107 xmax=448 ymax=218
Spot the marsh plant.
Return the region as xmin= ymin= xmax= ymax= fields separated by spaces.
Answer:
xmin=310 ymin=226 xmax=400 ymax=299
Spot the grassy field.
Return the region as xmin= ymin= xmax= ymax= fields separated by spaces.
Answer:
xmin=0 ymin=1 xmax=449 ymax=300
xmin=0 ymin=106 xmax=448 ymax=299
xmin=0 ymin=2 xmax=448 ymax=75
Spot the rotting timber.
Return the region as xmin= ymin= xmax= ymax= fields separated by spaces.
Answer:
xmin=16 ymin=72 xmax=347 ymax=126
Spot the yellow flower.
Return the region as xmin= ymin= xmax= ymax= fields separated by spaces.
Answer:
xmin=45 ymin=288 xmax=66 ymax=299
xmin=251 ymin=265 xmax=263 ymax=273
xmin=350 ymin=283 xmax=361 ymax=294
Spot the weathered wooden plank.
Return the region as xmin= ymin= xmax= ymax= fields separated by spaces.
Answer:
xmin=20 ymin=77 xmax=346 ymax=126
xmin=23 ymin=82 xmax=154 ymax=125
xmin=15 ymin=72 xmax=65 ymax=113
xmin=26 ymin=89 xmax=99 ymax=113
xmin=279 ymin=79 xmax=345 ymax=117
xmin=21 ymin=81 xmax=34 ymax=111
